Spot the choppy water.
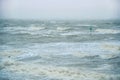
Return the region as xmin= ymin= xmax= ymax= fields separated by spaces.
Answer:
xmin=0 ymin=19 xmax=120 ymax=80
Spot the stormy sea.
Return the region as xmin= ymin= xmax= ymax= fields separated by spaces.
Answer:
xmin=0 ymin=19 xmax=120 ymax=80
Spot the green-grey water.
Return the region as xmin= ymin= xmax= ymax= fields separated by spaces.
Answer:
xmin=0 ymin=19 xmax=120 ymax=80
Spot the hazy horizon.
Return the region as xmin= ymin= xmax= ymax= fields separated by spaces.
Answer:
xmin=0 ymin=0 xmax=119 ymax=20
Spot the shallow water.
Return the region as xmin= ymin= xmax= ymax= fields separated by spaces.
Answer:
xmin=0 ymin=20 xmax=120 ymax=80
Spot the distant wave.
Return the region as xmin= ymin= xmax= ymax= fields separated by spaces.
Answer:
xmin=28 ymin=26 xmax=46 ymax=31
xmin=95 ymin=29 xmax=120 ymax=34
xmin=3 ymin=26 xmax=45 ymax=32
xmin=75 ymin=24 xmax=98 ymax=27
xmin=2 ymin=26 xmax=120 ymax=36
xmin=2 ymin=26 xmax=46 ymax=35
xmin=56 ymin=27 xmax=71 ymax=31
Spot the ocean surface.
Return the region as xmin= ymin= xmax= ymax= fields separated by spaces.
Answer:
xmin=0 ymin=19 xmax=120 ymax=80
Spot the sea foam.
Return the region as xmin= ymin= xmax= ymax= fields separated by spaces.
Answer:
xmin=95 ymin=29 xmax=120 ymax=34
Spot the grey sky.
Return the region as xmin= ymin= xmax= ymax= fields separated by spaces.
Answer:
xmin=0 ymin=0 xmax=118 ymax=20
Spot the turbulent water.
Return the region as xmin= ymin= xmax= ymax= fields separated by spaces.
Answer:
xmin=0 ymin=19 xmax=120 ymax=80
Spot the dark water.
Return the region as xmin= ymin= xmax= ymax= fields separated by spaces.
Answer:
xmin=0 ymin=19 xmax=120 ymax=80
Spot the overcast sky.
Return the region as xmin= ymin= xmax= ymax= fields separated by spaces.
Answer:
xmin=0 ymin=0 xmax=119 ymax=20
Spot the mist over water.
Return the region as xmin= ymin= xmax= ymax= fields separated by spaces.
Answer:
xmin=0 ymin=0 xmax=118 ymax=20
xmin=0 ymin=19 xmax=120 ymax=80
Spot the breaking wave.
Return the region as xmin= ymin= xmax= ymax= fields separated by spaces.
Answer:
xmin=56 ymin=27 xmax=71 ymax=31
xmin=95 ymin=29 xmax=120 ymax=34
xmin=3 ymin=26 xmax=46 ymax=35
xmin=1 ymin=59 xmax=120 ymax=80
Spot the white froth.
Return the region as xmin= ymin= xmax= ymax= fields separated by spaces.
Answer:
xmin=95 ymin=29 xmax=120 ymax=34
xmin=99 ymin=53 xmax=119 ymax=59
xmin=0 ymin=50 xmax=23 ymax=58
xmin=72 ymin=51 xmax=96 ymax=58
xmin=102 ymin=44 xmax=120 ymax=52
xmin=2 ymin=59 xmax=119 ymax=80
xmin=56 ymin=27 xmax=71 ymax=31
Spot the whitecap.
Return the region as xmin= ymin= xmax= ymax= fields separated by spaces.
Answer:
xmin=56 ymin=27 xmax=71 ymax=31
xmin=101 ymin=43 xmax=120 ymax=53
xmin=28 ymin=26 xmax=45 ymax=31
xmin=99 ymin=53 xmax=119 ymax=59
xmin=60 ymin=31 xmax=88 ymax=36
xmin=95 ymin=29 xmax=120 ymax=34
xmin=72 ymin=51 xmax=97 ymax=58
xmin=75 ymin=24 xmax=98 ymax=27
xmin=3 ymin=26 xmax=46 ymax=33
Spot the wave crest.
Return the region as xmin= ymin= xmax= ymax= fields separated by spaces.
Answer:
xmin=95 ymin=29 xmax=120 ymax=34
